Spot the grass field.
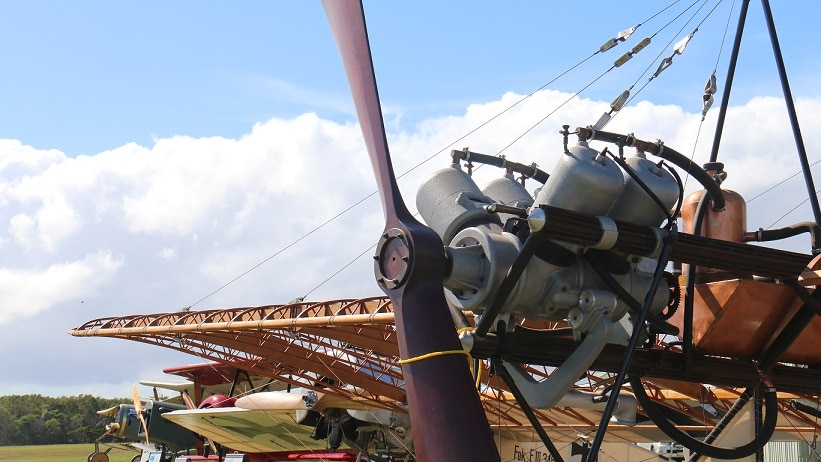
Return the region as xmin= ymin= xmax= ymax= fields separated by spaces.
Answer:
xmin=0 ymin=443 xmax=139 ymax=462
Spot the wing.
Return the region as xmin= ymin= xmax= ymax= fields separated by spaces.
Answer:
xmin=163 ymin=407 xmax=318 ymax=454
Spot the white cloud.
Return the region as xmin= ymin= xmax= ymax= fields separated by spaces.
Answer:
xmin=157 ymin=247 xmax=177 ymax=260
xmin=8 ymin=213 xmax=35 ymax=248
xmin=2 ymin=90 xmax=821 ymax=397
xmin=0 ymin=250 xmax=123 ymax=324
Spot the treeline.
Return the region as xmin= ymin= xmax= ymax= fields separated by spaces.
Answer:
xmin=0 ymin=394 xmax=129 ymax=446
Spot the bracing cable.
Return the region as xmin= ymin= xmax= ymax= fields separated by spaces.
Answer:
xmin=620 ymin=0 xmax=725 ymax=111
xmin=184 ymin=2 xmax=706 ymax=308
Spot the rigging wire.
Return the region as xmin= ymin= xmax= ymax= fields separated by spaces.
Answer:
xmin=187 ymin=190 xmax=376 ymax=309
xmin=183 ymin=47 xmax=602 ymax=308
xmin=631 ymin=0 xmax=710 ymax=86
xmin=641 ymin=0 xmax=685 ymax=26
xmin=504 ymin=0 xmax=720 ymax=154
xmin=627 ymin=0 xmax=731 ymax=197
xmin=775 ymin=399 xmax=821 ymax=460
xmin=765 ymin=186 xmax=821 ymax=230
xmin=186 ymin=0 xmax=727 ymax=309
xmin=713 ymin=0 xmax=737 ymax=71
xmin=747 ymin=159 xmax=821 ymax=204
xmin=620 ymin=0 xmax=723 ymax=112
xmin=301 ymin=244 xmax=377 ymax=300
xmin=184 ymin=45 xmax=607 ymax=308
xmin=183 ymin=2 xmax=695 ymax=308
xmin=496 ymin=66 xmax=615 ymax=156
xmin=681 ymin=122 xmax=706 ymax=194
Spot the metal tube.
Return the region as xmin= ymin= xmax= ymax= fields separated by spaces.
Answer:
xmin=496 ymin=360 xmax=565 ymax=462
xmin=760 ymin=0 xmax=821 ymax=227
xmin=585 ymin=238 xmax=674 ymax=461
xmin=709 ymin=0 xmax=751 ymax=163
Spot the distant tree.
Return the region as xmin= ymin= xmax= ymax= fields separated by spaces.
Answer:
xmin=0 ymin=394 xmax=129 ymax=446
xmin=0 ymin=407 xmax=18 ymax=445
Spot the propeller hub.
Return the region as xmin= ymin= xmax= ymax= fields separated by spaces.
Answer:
xmin=374 ymin=228 xmax=411 ymax=289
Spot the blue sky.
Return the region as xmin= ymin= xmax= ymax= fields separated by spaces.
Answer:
xmin=1 ymin=1 xmax=821 ymax=399
xmin=4 ymin=1 xmax=820 ymax=157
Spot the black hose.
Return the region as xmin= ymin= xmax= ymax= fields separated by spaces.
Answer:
xmin=663 ymin=163 xmax=685 ymax=229
xmin=637 ymin=145 xmax=725 ymax=210
xmin=576 ymin=127 xmax=725 ymax=210
xmin=603 ymin=149 xmax=673 ymax=224
xmin=583 ymin=252 xmax=679 ymax=336
xmin=631 ymin=376 xmax=778 ymax=459
xmin=745 ymin=222 xmax=821 ymax=252
xmin=683 ymin=190 xmax=710 ymax=375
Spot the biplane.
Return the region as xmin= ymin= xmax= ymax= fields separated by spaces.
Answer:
xmin=72 ymin=1 xmax=821 ymax=461
xmin=90 ymin=362 xmax=271 ymax=462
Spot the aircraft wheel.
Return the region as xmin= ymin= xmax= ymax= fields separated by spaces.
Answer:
xmin=88 ymin=452 xmax=110 ymax=462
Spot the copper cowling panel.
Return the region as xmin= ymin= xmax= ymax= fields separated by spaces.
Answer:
xmin=671 ymin=279 xmax=821 ymax=363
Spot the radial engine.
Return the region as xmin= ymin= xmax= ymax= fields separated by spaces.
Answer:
xmin=416 ymin=134 xmax=680 ymax=350
xmin=415 ymin=135 xmax=684 ymax=415
xmin=417 ymin=140 xmax=680 ymax=341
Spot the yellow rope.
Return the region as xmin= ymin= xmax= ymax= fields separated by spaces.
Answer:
xmin=396 ymin=326 xmax=485 ymax=392
xmin=475 ymin=359 xmax=484 ymax=389
xmin=397 ymin=349 xmax=470 ymax=365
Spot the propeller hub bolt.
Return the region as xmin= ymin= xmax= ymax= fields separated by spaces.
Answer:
xmin=374 ymin=228 xmax=412 ymax=290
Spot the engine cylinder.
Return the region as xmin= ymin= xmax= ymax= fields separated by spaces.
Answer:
xmin=416 ymin=163 xmax=501 ymax=243
xmin=481 ymin=173 xmax=534 ymax=209
xmin=609 ymin=153 xmax=679 ymax=226
xmin=482 ymin=173 xmax=535 ymax=225
xmin=533 ymin=143 xmax=623 ymax=215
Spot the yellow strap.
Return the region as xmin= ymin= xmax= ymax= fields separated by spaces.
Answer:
xmin=397 ymin=349 xmax=470 ymax=365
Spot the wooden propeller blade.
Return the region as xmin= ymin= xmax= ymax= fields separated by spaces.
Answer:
xmin=322 ymin=0 xmax=408 ymax=225
xmin=132 ymin=384 xmax=149 ymax=445
xmin=96 ymin=406 xmax=119 ymax=418
xmin=322 ymin=1 xmax=499 ymax=460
